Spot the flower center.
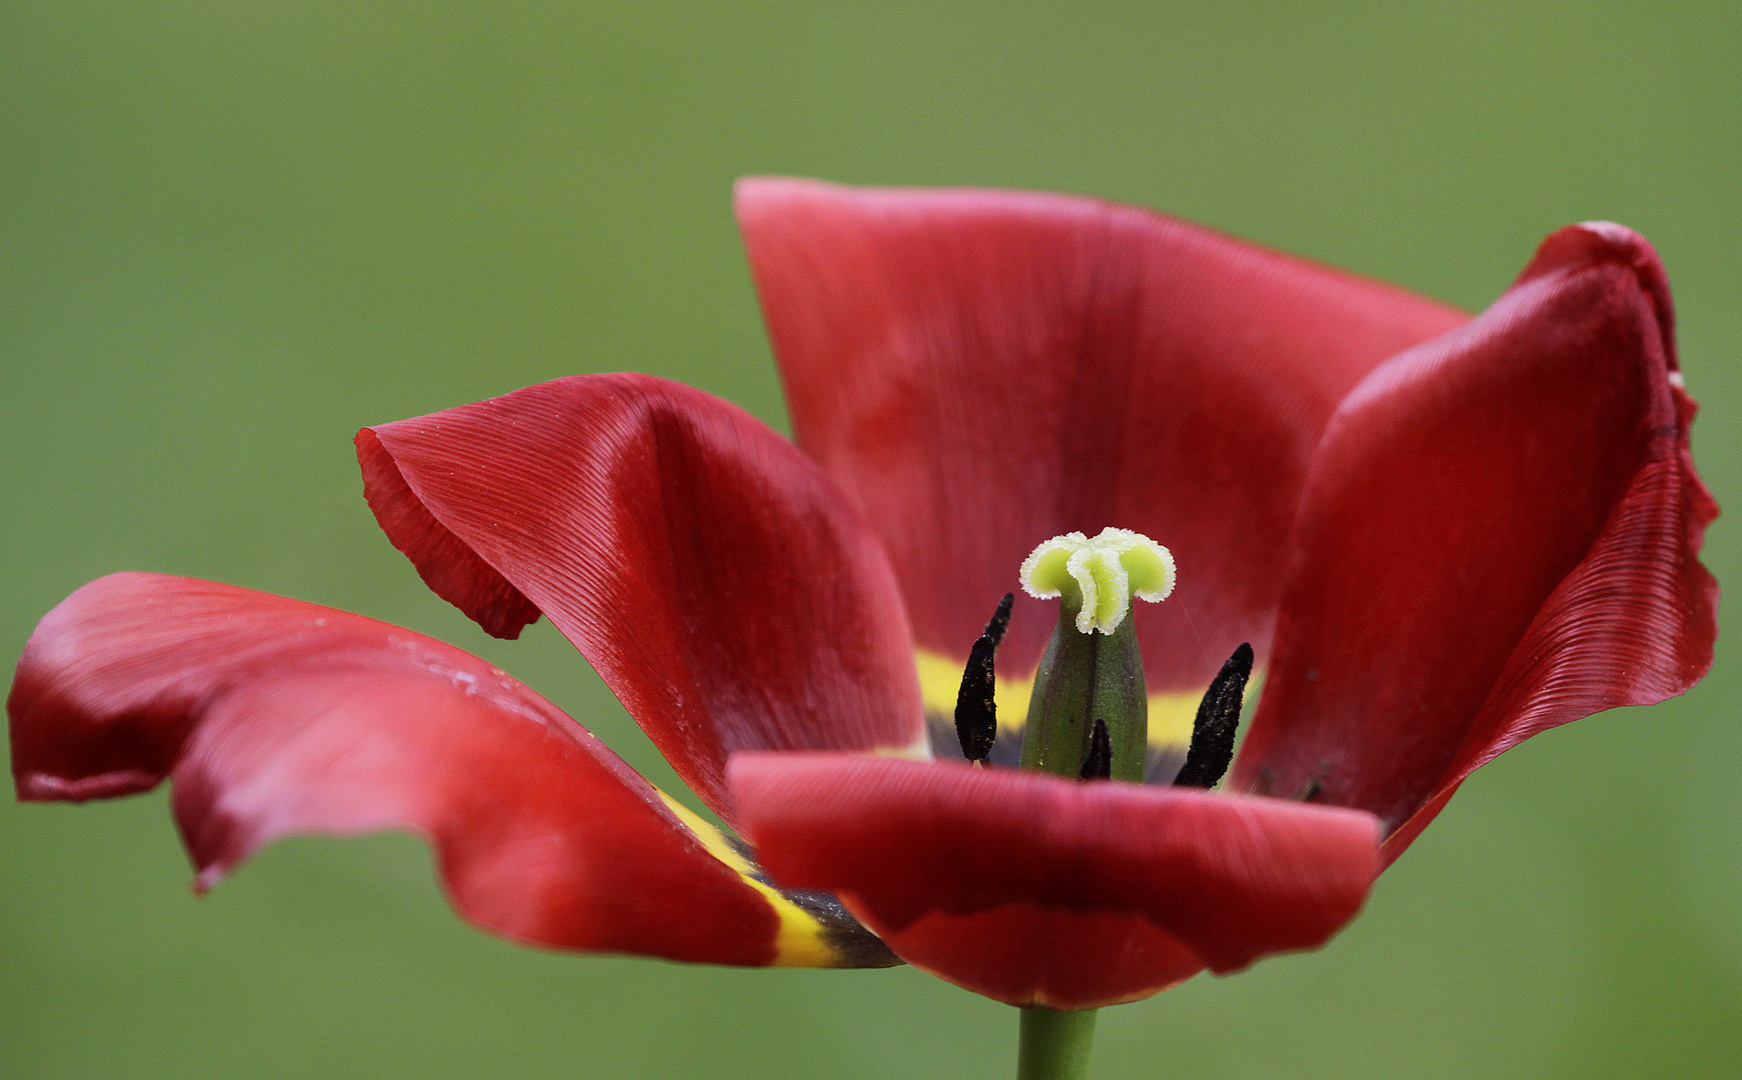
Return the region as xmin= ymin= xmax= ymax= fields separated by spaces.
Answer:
xmin=949 ymin=528 xmax=1253 ymax=789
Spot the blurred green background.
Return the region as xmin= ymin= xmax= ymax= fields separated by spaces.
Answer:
xmin=3 ymin=1 xmax=1739 ymax=1077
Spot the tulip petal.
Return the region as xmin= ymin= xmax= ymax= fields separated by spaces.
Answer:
xmin=1231 ymin=224 xmax=1718 ymax=863
xmin=730 ymin=752 xmax=1378 ymax=1009
xmin=357 ymin=373 xmax=926 ymax=820
xmin=738 ymin=178 xmax=1468 ymax=705
xmin=9 ymin=573 xmax=900 ymax=968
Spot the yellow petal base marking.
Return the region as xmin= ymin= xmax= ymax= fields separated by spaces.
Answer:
xmin=915 ymin=649 xmax=1202 ymax=751
xmin=656 ymin=792 xmax=852 ymax=968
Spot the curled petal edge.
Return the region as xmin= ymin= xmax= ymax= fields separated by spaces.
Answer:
xmin=8 ymin=573 xmax=899 ymax=969
xmin=356 ymin=372 xmax=927 ymax=821
xmin=1233 ymin=222 xmax=1717 ymax=861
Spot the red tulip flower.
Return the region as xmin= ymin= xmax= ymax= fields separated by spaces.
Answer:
xmin=9 ymin=182 xmax=1716 ymax=1039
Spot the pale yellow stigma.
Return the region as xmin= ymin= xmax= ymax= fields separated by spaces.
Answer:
xmin=1019 ymin=527 xmax=1175 ymax=634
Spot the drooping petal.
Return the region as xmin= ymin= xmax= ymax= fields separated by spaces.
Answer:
xmin=738 ymin=177 xmax=1468 ymax=712
xmin=1231 ymin=224 xmax=1718 ymax=863
xmin=9 ymin=573 xmax=899 ymax=968
xmin=357 ymin=373 xmax=925 ymax=821
xmin=729 ymin=752 xmax=1379 ymax=1010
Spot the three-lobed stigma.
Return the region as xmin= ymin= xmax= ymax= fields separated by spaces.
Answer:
xmin=1019 ymin=527 xmax=1175 ymax=635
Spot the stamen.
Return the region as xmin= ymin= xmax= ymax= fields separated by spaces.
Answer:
xmin=1079 ymin=718 xmax=1112 ymax=781
xmin=954 ymin=592 xmax=1014 ymax=764
xmin=1172 ymin=643 xmax=1253 ymax=788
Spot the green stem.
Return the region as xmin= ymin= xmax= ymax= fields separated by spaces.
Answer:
xmin=1017 ymin=1007 xmax=1098 ymax=1080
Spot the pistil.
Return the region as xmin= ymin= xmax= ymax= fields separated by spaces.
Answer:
xmin=1017 ymin=528 xmax=1174 ymax=782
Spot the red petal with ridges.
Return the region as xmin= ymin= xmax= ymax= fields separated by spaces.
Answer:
xmin=9 ymin=573 xmax=796 ymax=965
xmin=738 ymin=177 xmax=1468 ymax=690
xmin=1231 ymin=224 xmax=1717 ymax=860
xmin=358 ymin=373 xmax=924 ymax=820
xmin=729 ymin=752 xmax=1378 ymax=1009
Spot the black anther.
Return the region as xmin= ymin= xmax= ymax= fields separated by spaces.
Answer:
xmin=1173 ymin=642 xmax=1253 ymax=788
xmin=1079 ymin=718 xmax=1112 ymax=781
xmin=954 ymin=593 xmax=1014 ymax=764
